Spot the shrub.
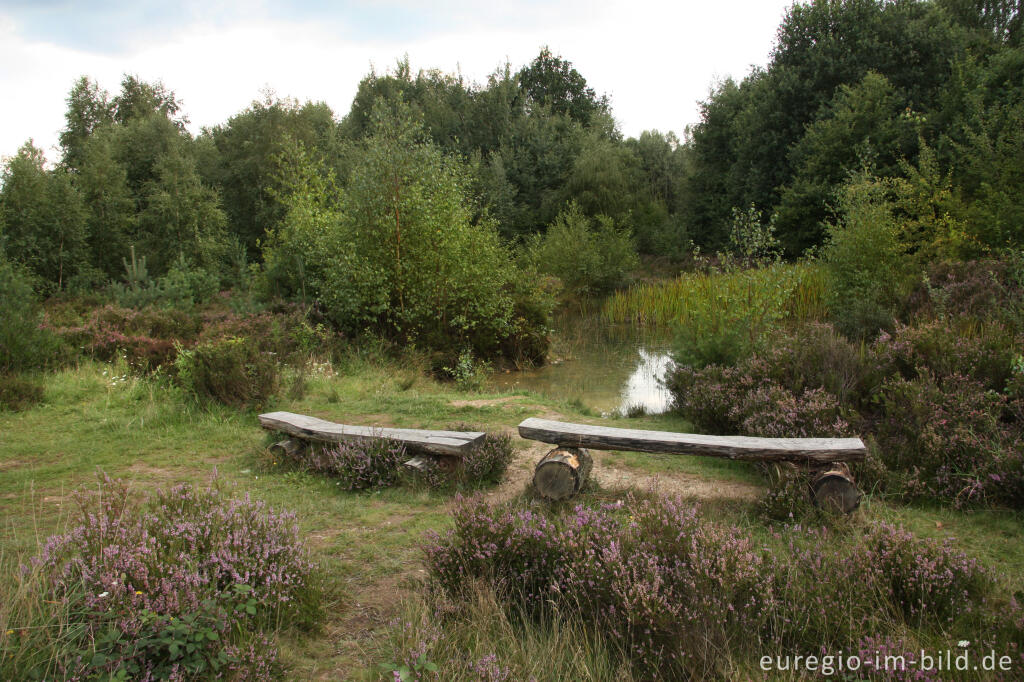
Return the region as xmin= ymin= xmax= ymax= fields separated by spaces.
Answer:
xmin=462 ymin=432 xmax=515 ymax=486
xmin=0 ymin=258 xmax=64 ymax=373
xmin=665 ymin=363 xmax=751 ymax=434
xmin=524 ymin=201 xmax=639 ymax=298
xmin=199 ymin=306 xmax=336 ymax=364
xmin=110 ymin=253 xmax=221 ymax=309
xmin=667 ymin=326 xmax=856 ymax=439
xmin=15 ymin=474 xmax=319 ymax=680
xmin=263 ymin=105 xmax=537 ymax=361
xmin=425 ymin=495 xmax=997 ymax=678
xmin=47 ymin=304 xmax=199 ymax=370
xmin=907 ymin=258 xmax=1024 ymax=325
xmin=303 ymin=439 xmax=408 ymax=491
xmin=822 ymin=174 xmax=912 ymax=340
xmin=873 ymin=371 xmax=1021 ymax=507
xmin=737 ymin=384 xmax=851 ymax=438
xmin=0 ymin=374 xmax=44 ymax=411
xmin=753 ymin=322 xmax=868 ymax=407
xmin=175 ymin=336 xmax=279 ymax=408
xmin=443 ymin=349 xmax=492 ymax=392
xmin=868 ymin=318 xmax=1019 ymax=394
xmin=862 ymin=522 xmax=989 ymax=625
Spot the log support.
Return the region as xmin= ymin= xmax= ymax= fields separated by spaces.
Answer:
xmin=532 ymin=447 xmax=593 ymax=500
xmin=269 ymin=438 xmax=306 ymax=459
xmin=809 ymin=462 xmax=861 ymax=514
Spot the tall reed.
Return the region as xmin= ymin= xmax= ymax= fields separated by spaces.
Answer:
xmin=602 ymin=263 xmax=828 ymax=328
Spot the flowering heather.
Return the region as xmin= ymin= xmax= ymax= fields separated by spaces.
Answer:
xmin=875 ymin=371 xmax=1023 ymax=507
xmin=293 ymin=439 xmax=407 ymax=490
xmin=861 ymin=522 xmax=989 ymax=624
xmin=869 ymin=319 xmax=1019 ymax=394
xmin=30 ymin=474 xmax=319 ymax=680
xmin=425 ymin=494 xmax=998 ymax=678
xmin=461 ymin=432 xmax=516 ymax=486
xmin=856 ymin=636 xmax=940 ymax=681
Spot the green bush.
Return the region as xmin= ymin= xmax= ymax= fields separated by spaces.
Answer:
xmin=262 ymin=105 xmax=541 ymax=361
xmin=0 ymin=374 xmax=44 ymax=412
xmin=524 ymin=201 xmax=639 ymax=298
xmin=823 ymin=174 xmax=913 ymax=340
xmin=0 ymin=258 xmax=64 ymax=373
xmin=175 ymin=336 xmax=279 ymax=408
xmin=110 ymin=252 xmax=220 ymax=309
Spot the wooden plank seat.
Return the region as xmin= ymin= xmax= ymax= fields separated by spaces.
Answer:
xmin=517 ymin=418 xmax=866 ymax=463
xmin=258 ymin=411 xmax=485 ymax=457
xmin=517 ymin=417 xmax=865 ymax=512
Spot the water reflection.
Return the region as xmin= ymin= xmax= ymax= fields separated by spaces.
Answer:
xmin=619 ymin=348 xmax=674 ymax=415
xmin=488 ymin=311 xmax=675 ymax=416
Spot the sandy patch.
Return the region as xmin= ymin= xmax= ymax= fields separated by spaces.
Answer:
xmin=484 ymin=441 xmax=763 ymax=504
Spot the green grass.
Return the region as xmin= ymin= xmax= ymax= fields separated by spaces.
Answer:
xmin=2 ymin=356 xmax=1023 ymax=679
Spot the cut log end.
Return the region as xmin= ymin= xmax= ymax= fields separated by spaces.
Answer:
xmin=268 ymin=439 xmax=305 ymax=459
xmin=811 ymin=465 xmax=861 ymax=514
xmin=533 ymin=447 xmax=593 ymax=501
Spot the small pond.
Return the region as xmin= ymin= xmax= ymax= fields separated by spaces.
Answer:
xmin=488 ymin=309 xmax=675 ymax=416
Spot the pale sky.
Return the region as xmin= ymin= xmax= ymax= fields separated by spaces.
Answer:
xmin=0 ymin=0 xmax=795 ymax=162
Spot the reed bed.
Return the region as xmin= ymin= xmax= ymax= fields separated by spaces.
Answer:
xmin=602 ymin=262 xmax=828 ymax=327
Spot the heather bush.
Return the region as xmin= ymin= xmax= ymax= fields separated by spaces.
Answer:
xmin=199 ymin=306 xmax=337 ymax=364
xmin=665 ymin=363 xmax=751 ymax=434
xmin=737 ymin=384 xmax=851 ymax=438
xmin=873 ymin=370 xmax=1023 ymax=507
xmin=753 ymin=322 xmax=869 ymax=407
xmin=868 ymin=318 xmax=1019 ymax=394
xmin=13 ymin=474 xmax=319 ymax=680
xmin=278 ymin=429 xmax=513 ymax=493
xmin=462 ymin=432 xmax=515 ymax=486
xmin=425 ymin=494 xmax=999 ymax=678
xmin=47 ymin=304 xmax=199 ymax=370
xmin=299 ymin=439 xmax=407 ymax=491
xmin=862 ymin=522 xmax=989 ymax=625
xmin=668 ymin=322 xmax=863 ymax=436
xmin=174 ymin=336 xmax=280 ymax=408
xmin=907 ymin=258 xmax=1024 ymax=327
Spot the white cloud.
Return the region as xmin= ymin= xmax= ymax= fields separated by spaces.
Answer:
xmin=0 ymin=0 xmax=793 ymax=162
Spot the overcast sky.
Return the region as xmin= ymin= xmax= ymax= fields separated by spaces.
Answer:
xmin=0 ymin=0 xmax=795 ymax=162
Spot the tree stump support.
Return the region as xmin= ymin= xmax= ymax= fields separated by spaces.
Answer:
xmin=533 ymin=447 xmax=593 ymax=500
xmin=808 ymin=462 xmax=861 ymax=514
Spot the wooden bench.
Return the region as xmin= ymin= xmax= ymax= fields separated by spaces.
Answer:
xmin=518 ymin=417 xmax=866 ymax=512
xmin=258 ymin=411 xmax=485 ymax=471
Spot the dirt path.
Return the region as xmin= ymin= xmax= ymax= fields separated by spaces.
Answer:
xmin=484 ymin=440 xmax=763 ymax=504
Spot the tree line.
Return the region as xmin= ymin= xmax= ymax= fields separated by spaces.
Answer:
xmin=1 ymin=0 xmax=1022 ymax=353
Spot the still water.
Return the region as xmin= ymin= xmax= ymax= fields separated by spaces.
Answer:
xmin=488 ymin=310 xmax=675 ymax=416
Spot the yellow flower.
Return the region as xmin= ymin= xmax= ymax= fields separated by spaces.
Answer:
xmin=5 ymin=630 xmax=13 ymax=635
xmin=135 ymin=590 xmax=143 ymax=595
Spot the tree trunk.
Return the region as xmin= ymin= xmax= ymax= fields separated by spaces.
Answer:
xmin=810 ymin=463 xmax=861 ymax=514
xmin=533 ymin=447 xmax=593 ymax=500
xmin=268 ymin=438 xmax=305 ymax=459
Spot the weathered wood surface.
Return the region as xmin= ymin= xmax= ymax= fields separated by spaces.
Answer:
xmin=259 ymin=411 xmax=485 ymax=456
xmin=518 ymin=418 xmax=866 ymax=464
xmin=533 ymin=447 xmax=593 ymax=500
xmin=268 ymin=438 xmax=305 ymax=458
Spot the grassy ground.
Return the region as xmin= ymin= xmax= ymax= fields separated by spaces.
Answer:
xmin=1 ymin=357 xmax=1022 ymax=679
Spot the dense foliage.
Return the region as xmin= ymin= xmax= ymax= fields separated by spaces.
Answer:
xmin=5 ymin=475 xmax=320 ymax=680
xmin=426 ymin=493 xmax=1014 ymax=678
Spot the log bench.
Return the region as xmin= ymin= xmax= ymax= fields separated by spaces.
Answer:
xmin=518 ymin=417 xmax=866 ymax=512
xmin=258 ymin=411 xmax=485 ymax=472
